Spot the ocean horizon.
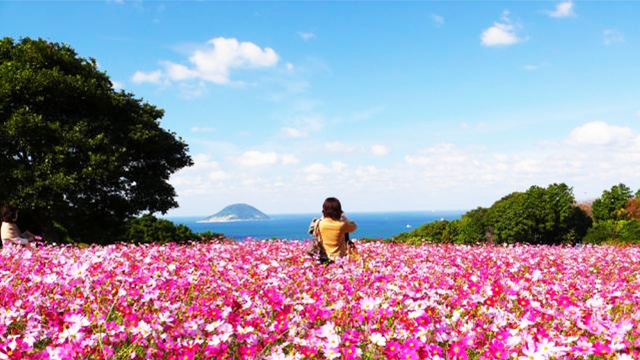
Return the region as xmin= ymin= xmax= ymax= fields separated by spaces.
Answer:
xmin=167 ymin=210 xmax=465 ymax=240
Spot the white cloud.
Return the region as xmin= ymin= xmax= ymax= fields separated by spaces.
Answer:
xmin=190 ymin=127 xmax=215 ymax=133
xmin=331 ymin=161 xmax=348 ymax=172
xmin=636 ymin=111 xmax=640 ymax=119
xmin=303 ymin=161 xmax=348 ymax=182
xmin=298 ymin=32 xmax=315 ymax=41
xmin=281 ymin=127 xmax=307 ymax=139
xmin=139 ymin=37 xmax=279 ymax=86
xmin=131 ymin=70 xmax=162 ymax=84
xmin=325 ymin=141 xmax=357 ymax=154
xmin=237 ymin=151 xmax=279 ymax=167
xmin=431 ymin=14 xmax=444 ymax=27
xmin=566 ymin=121 xmax=635 ymax=146
xmin=603 ymin=29 xmax=624 ymax=46
xmin=549 ymin=1 xmax=576 ymax=18
xmin=405 ymin=144 xmax=470 ymax=166
xmin=481 ymin=11 xmax=523 ymax=47
xmin=286 ymin=63 xmax=294 ymax=72
xmin=523 ymin=64 xmax=539 ymax=71
xmin=111 ymin=80 xmax=124 ymax=90
xmin=281 ymin=154 xmax=300 ymax=165
xmin=371 ymin=144 xmax=390 ymax=156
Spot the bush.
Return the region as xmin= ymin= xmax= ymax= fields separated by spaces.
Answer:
xmin=584 ymin=220 xmax=640 ymax=245
xmin=125 ymin=215 xmax=219 ymax=244
xmin=392 ymin=220 xmax=460 ymax=245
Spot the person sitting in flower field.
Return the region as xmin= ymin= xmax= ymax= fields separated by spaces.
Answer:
xmin=308 ymin=197 xmax=357 ymax=263
xmin=1 ymin=205 xmax=34 ymax=248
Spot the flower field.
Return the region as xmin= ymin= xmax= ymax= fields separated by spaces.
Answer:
xmin=2 ymin=242 xmax=640 ymax=359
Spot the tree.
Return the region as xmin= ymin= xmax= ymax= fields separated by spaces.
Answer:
xmin=626 ymin=198 xmax=640 ymax=221
xmin=486 ymin=183 xmax=591 ymax=244
xmin=455 ymin=207 xmax=489 ymax=244
xmin=592 ymin=183 xmax=634 ymax=222
xmin=0 ymin=38 xmax=192 ymax=244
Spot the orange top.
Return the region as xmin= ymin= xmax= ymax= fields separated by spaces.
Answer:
xmin=317 ymin=218 xmax=357 ymax=259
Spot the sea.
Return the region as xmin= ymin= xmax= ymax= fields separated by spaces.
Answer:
xmin=168 ymin=211 xmax=465 ymax=241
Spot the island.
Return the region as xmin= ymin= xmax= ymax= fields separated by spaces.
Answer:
xmin=197 ymin=203 xmax=270 ymax=223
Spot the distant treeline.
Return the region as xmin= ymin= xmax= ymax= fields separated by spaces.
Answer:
xmin=392 ymin=183 xmax=640 ymax=245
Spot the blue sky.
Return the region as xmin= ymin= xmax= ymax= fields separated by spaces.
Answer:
xmin=2 ymin=1 xmax=639 ymax=215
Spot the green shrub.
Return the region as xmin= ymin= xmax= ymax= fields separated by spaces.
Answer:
xmin=392 ymin=220 xmax=460 ymax=245
xmin=455 ymin=207 xmax=489 ymax=244
xmin=583 ymin=219 xmax=640 ymax=245
xmin=125 ymin=214 xmax=212 ymax=244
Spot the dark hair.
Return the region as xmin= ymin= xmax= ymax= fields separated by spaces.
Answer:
xmin=1 ymin=205 xmax=18 ymax=223
xmin=322 ymin=197 xmax=343 ymax=221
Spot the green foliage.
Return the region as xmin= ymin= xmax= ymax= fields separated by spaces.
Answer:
xmin=592 ymin=183 xmax=634 ymax=223
xmin=126 ymin=214 xmax=197 ymax=244
xmin=393 ymin=183 xmax=591 ymax=245
xmin=584 ymin=220 xmax=640 ymax=245
xmin=0 ymin=37 xmax=192 ymax=244
xmin=392 ymin=220 xmax=461 ymax=245
xmin=455 ymin=207 xmax=489 ymax=244
xmin=486 ymin=183 xmax=591 ymax=245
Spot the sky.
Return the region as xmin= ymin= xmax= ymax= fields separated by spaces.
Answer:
xmin=2 ymin=1 xmax=639 ymax=216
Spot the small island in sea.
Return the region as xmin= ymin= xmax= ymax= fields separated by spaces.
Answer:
xmin=197 ymin=203 xmax=270 ymax=223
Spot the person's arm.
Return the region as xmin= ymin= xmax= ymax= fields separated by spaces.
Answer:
xmin=342 ymin=219 xmax=357 ymax=233
xmin=22 ymin=230 xmax=35 ymax=241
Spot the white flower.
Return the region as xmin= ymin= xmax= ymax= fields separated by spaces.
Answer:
xmin=67 ymin=262 xmax=90 ymax=278
xmin=616 ymin=354 xmax=634 ymax=360
xmin=369 ymin=332 xmax=387 ymax=346
xmin=132 ymin=320 xmax=152 ymax=338
xmin=205 ymin=320 xmax=224 ymax=332
xmin=324 ymin=347 xmax=341 ymax=360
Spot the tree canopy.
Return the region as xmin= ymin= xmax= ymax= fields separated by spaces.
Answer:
xmin=394 ymin=183 xmax=592 ymax=245
xmin=0 ymin=37 xmax=192 ymax=244
xmin=591 ymin=183 xmax=634 ymax=222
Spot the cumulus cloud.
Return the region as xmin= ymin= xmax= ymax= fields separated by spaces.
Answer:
xmin=111 ymin=80 xmax=124 ymax=90
xmin=298 ymin=32 xmax=315 ymax=41
xmin=281 ymin=154 xmax=300 ymax=165
xmin=325 ymin=141 xmax=357 ymax=154
xmin=303 ymin=161 xmax=348 ymax=182
xmin=237 ymin=151 xmax=279 ymax=167
xmin=371 ymin=144 xmax=390 ymax=156
xmin=603 ymin=29 xmax=624 ymax=46
xmin=281 ymin=127 xmax=307 ymax=139
xmin=170 ymin=154 xmax=230 ymax=196
xmin=481 ymin=11 xmax=523 ymax=47
xmin=135 ymin=37 xmax=279 ymax=86
xmin=549 ymin=1 xmax=576 ymax=18
xmin=131 ymin=70 xmax=162 ymax=84
xmin=566 ymin=121 xmax=635 ymax=146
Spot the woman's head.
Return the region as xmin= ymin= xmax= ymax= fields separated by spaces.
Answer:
xmin=1 ymin=205 xmax=18 ymax=223
xmin=322 ymin=197 xmax=343 ymax=221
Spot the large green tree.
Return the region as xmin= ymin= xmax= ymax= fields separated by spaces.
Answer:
xmin=486 ymin=183 xmax=591 ymax=244
xmin=0 ymin=38 xmax=192 ymax=244
xmin=591 ymin=183 xmax=634 ymax=222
